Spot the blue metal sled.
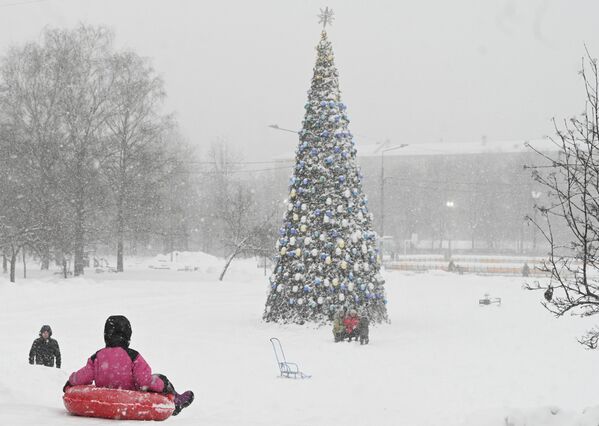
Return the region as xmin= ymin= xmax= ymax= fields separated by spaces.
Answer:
xmin=269 ymin=337 xmax=311 ymax=379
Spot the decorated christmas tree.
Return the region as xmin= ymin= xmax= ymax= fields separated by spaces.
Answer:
xmin=263 ymin=8 xmax=388 ymax=325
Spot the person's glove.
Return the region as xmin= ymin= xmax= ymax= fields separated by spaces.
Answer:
xmin=63 ymin=381 xmax=71 ymax=393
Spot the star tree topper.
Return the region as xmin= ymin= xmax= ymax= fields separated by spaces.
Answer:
xmin=318 ymin=7 xmax=335 ymax=29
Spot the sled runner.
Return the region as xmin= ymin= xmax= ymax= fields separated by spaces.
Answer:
xmin=270 ymin=337 xmax=311 ymax=379
xmin=63 ymin=385 xmax=175 ymax=421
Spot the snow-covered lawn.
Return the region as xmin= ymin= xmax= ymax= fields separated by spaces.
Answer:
xmin=1 ymin=260 xmax=598 ymax=425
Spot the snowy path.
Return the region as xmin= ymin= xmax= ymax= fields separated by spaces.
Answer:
xmin=1 ymin=264 xmax=598 ymax=425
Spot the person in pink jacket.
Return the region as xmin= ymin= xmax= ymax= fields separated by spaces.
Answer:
xmin=63 ymin=315 xmax=194 ymax=416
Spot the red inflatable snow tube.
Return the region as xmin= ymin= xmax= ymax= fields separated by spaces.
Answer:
xmin=63 ymin=385 xmax=175 ymax=421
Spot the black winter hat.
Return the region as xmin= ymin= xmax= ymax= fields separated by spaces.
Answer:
xmin=104 ymin=315 xmax=132 ymax=348
xmin=39 ymin=325 xmax=52 ymax=337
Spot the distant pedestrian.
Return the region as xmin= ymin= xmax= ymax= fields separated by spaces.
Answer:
xmin=358 ymin=314 xmax=370 ymax=345
xmin=332 ymin=309 xmax=346 ymax=342
xmin=522 ymin=263 xmax=530 ymax=277
xmin=29 ymin=325 xmax=61 ymax=368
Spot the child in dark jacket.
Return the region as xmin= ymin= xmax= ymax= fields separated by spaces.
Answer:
xmin=64 ymin=315 xmax=194 ymax=416
xmin=29 ymin=325 xmax=61 ymax=368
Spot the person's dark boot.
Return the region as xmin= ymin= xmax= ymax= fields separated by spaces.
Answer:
xmin=173 ymin=390 xmax=194 ymax=416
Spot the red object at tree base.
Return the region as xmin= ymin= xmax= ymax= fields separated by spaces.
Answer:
xmin=63 ymin=385 xmax=175 ymax=421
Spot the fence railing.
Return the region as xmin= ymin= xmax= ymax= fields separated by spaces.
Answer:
xmin=384 ymin=254 xmax=552 ymax=276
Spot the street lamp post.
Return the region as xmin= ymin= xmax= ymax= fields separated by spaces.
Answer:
xmin=380 ymin=144 xmax=409 ymax=249
xmin=446 ymin=200 xmax=455 ymax=258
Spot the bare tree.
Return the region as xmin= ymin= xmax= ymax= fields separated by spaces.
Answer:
xmin=46 ymin=26 xmax=115 ymax=276
xmin=0 ymin=25 xmax=190 ymax=277
xmin=0 ymin=39 xmax=67 ymax=270
xmin=103 ymin=51 xmax=170 ymax=272
xmin=0 ymin=166 xmax=44 ymax=282
xmin=218 ymin=182 xmax=276 ymax=281
xmin=526 ymin=48 xmax=599 ymax=348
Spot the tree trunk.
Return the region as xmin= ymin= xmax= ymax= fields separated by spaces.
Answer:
xmin=219 ymin=248 xmax=241 ymax=281
xmin=2 ymin=253 xmax=7 ymax=274
xmin=40 ymin=200 xmax=51 ymax=270
xmin=73 ymin=155 xmax=86 ymax=276
xmin=116 ymin=197 xmax=124 ymax=272
xmin=182 ymin=228 xmax=189 ymax=251
xmin=22 ymin=247 xmax=26 ymax=279
xmin=63 ymin=258 xmax=68 ymax=279
xmin=179 ymin=223 xmax=189 ymax=251
xmin=74 ymin=200 xmax=85 ymax=276
xmin=9 ymin=247 xmax=18 ymax=283
xmin=41 ymin=245 xmax=50 ymax=270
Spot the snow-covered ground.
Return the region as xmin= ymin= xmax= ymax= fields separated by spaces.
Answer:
xmin=1 ymin=257 xmax=599 ymax=425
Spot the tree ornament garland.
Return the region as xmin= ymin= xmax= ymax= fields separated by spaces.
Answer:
xmin=263 ymin=28 xmax=388 ymax=325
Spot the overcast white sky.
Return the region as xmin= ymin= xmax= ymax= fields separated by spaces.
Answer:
xmin=0 ymin=0 xmax=597 ymax=161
